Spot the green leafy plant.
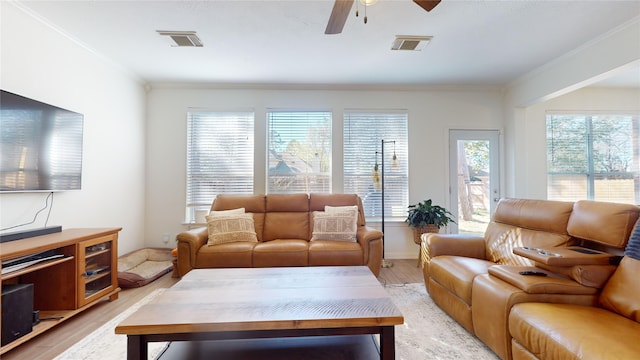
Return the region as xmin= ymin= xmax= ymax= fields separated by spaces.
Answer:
xmin=405 ymin=199 xmax=456 ymax=229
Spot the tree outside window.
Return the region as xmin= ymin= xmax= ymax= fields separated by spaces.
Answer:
xmin=546 ymin=114 xmax=639 ymax=204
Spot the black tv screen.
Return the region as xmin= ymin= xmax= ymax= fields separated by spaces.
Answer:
xmin=0 ymin=90 xmax=84 ymax=192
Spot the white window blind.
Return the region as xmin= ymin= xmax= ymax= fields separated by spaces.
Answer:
xmin=267 ymin=110 xmax=332 ymax=194
xmin=344 ymin=111 xmax=409 ymax=218
xmin=547 ymin=114 xmax=640 ymax=204
xmin=186 ymin=111 xmax=254 ymax=222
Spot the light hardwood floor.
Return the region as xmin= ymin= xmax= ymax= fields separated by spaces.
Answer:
xmin=3 ymin=260 xmax=423 ymax=360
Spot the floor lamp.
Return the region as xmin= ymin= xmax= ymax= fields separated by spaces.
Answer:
xmin=374 ymin=139 xmax=398 ymax=268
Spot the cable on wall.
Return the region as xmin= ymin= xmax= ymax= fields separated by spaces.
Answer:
xmin=0 ymin=192 xmax=54 ymax=232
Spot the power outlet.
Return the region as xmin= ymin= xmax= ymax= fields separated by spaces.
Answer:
xmin=162 ymin=233 xmax=170 ymax=244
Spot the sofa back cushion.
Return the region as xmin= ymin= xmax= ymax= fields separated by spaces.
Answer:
xmin=211 ymin=194 xmax=266 ymax=241
xmin=485 ymin=199 xmax=574 ymax=265
xmin=599 ymin=256 xmax=640 ymax=322
xmin=492 ymin=198 xmax=574 ymax=234
xmin=263 ymin=194 xmax=310 ymax=241
xmin=567 ymin=200 xmax=640 ymax=249
xmin=599 ymin=223 xmax=640 ymax=321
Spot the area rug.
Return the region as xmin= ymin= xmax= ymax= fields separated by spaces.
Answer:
xmin=383 ymin=283 xmax=498 ymax=359
xmin=54 ymin=283 xmax=498 ymax=360
xmin=53 ymin=289 xmax=168 ymax=360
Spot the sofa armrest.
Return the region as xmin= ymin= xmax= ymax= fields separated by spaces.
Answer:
xmin=357 ymin=225 xmax=383 ymax=277
xmin=422 ymin=233 xmax=487 ymax=264
xmin=176 ymin=227 xmax=208 ymax=277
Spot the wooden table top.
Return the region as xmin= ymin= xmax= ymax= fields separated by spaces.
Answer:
xmin=115 ymin=266 xmax=404 ymax=336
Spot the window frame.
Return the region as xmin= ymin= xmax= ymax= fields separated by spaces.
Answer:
xmin=343 ymin=110 xmax=409 ymax=220
xmin=185 ymin=110 xmax=255 ymax=223
xmin=546 ymin=112 xmax=640 ymax=204
xmin=266 ymin=109 xmax=332 ymax=194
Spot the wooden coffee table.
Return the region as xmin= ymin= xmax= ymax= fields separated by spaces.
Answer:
xmin=115 ymin=266 xmax=404 ymax=360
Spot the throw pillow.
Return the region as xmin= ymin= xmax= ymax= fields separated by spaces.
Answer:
xmin=206 ymin=213 xmax=258 ymax=246
xmin=325 ymin=205 xmax=358 ymax=214
xmin=311 ymin=211 xmax=357 ymax=242
xmin=209 ymin=207 xmax=245 ymax=216
xmin=624 ymin=219 xmax=640 ymax=261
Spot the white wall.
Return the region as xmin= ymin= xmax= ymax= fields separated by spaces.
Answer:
xmin=0 ymin=3 xmax=147 ymax=255
xmin=145 ymin=85 xmax=504 ymax=258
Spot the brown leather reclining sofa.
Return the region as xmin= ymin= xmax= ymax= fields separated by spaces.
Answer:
xmin=421 ymin=198 xmax=640 ymax=360
xmin=176 ymin=193 xmax=383 ymax=277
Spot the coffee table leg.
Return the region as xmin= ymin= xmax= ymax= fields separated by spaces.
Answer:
xmin=126 ymin=335 xmax=147 ymax=360
xmin=380 ymin=326 xmax=395 ymax=360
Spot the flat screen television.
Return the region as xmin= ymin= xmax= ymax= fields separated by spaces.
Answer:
xmin=0 ymin=90 xmax=84 ymax=192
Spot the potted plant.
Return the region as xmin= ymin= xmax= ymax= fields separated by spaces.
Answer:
xmin=405 ymin=199 xmax=456 ymax=246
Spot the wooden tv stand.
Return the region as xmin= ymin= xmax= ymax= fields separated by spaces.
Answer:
xmin=0 ymin=228 xmax=121 ymax=355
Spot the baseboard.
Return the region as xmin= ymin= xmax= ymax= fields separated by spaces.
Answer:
xmin=385 ymin=251 xmax=419 ymax=260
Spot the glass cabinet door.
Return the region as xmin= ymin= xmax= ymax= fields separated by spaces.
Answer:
xmin=77 ymin=235 xmax=116 ymax=306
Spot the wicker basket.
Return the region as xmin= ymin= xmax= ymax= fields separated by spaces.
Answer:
xmin=412 ymin=224 xmax=440 ymax=245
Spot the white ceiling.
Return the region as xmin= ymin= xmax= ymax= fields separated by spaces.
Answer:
xmin=16 ymin=0 xmax=640 ymax=88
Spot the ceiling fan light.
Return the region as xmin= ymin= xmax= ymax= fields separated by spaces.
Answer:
xmin=360 ymin=0 xmax=378 ymax=6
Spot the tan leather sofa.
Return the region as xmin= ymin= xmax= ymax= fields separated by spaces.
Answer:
xmin=176 ymin=193 xmax=383 ymax=277
xmin=509 ymin=244 xmax=640 ymax=359
xmin=420 ymin=198 xmax=640 ymax=360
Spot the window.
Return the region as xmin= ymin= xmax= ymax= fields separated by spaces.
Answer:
xmin=186 ymin=111 xmax=254 ymax=222
xmin=546 ymin=114 xmax=640 ymax=204
xmin=344 ymin=111 xmax=409 ymax=218
xmin=267 ymin=110 xmax=332 ymax=194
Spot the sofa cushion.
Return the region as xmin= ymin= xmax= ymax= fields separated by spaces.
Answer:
xmin=310 ymin=210 xmax=357 ymax=242
xmin=196 ymin=242 xmax=256 ymax=268
xmin=263 ymin=194 xmax=310 ymax=241
xmin=599 ymin=256 xmax=640 ymax=322
xmin=308 ymin=240 xmax=363 ymax=266
xmin=253 ymin=240 xmax=309 ymax=267
xmin=211 ymin=195 xmax=265 ymax=213
xmin=206 ymin=213 xmax=258 ymax=245
xmin=429 ymin=255 xmax=494 ymax=305
xmin=510 ymin=303 xmax=640 ymax=360
xmin=492 ymin=198 xmax=573 ymax=234
xmin=567 ymin=200 xmax=639 ymax=248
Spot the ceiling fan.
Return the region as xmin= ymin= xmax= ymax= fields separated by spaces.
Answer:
xmin=325 ymin=0 xmax=441 ymax=34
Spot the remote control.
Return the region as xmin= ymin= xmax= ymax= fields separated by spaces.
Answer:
xmin=518 ymin=270 xmax=548 ymax=276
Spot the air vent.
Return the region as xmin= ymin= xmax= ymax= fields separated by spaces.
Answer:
xmin=157 ymin=31 xmax=203 ymax=47
xmin=391 ymin=36 xmax=433 ymax=51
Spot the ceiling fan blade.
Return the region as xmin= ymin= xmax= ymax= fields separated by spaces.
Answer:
xmin=413 ymin=0 xmax=441 ymax=12
xmin=325 ymin=0 xmax=354 ymax=35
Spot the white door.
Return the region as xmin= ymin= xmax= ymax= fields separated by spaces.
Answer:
xmin=449 ymin=130 xmax=500 ymax=235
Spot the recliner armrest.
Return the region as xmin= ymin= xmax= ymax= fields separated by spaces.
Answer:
xmin=176 ymin=227 xmax=208 ymax=277
xmin=357 ymin=225 xmax=383 ymax=243
xmin=422 ymin=233 xmax=486 ymax=262
xmin=356 ymin=225 xmax=383 ymax=277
